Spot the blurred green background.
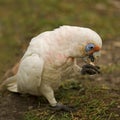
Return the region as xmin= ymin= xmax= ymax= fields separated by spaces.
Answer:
xmin=0 ymin=0 xmax=119 ymax=78
xmin=0 ymin=0 xmax=120 ymax=119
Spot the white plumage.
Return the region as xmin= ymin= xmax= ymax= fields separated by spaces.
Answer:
xmin=1 ymin=25 xmax=102 ymax=107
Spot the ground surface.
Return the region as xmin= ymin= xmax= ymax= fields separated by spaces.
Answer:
xmin=0 ymin=40 xmax=120 ymax=120
xmin=0 ymin=0 xmax=120 ymax=120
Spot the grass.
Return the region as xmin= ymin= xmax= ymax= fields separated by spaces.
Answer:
xmin=101 ymin=64 xmax=120 ymax=74
xmin=0 ymin=0 xmax=120 ymax=120
xmin=23 ymin=81 xmax=119 ymax=120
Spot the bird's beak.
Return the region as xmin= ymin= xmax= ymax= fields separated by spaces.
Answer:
xmin=88 ymin=45 xmax=101 ymax=62
xmin=89 ymin=51 xmax=101 ymax=63
xmin=83 ymin=51 xmax=101 ymax=64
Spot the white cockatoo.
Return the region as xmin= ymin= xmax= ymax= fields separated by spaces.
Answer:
xmin=1 ymin=25 xmax=102 ymax=111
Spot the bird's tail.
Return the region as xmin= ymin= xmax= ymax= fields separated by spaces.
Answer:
xmin=0 ymin=75 xmax=18 ymax=93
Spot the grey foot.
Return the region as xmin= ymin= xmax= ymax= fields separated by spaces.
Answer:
xmin=50 ymin=103 xmax=76 ymax=112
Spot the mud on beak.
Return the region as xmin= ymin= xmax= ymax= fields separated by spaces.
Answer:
xmin=89 ymin=51 xmax=101 ymax=63
xmin=83 ymin=51 xmax=101 ymax=65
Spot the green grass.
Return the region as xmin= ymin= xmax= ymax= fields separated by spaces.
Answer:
xmin=23 ymin=82 xmax=119 ymax=120
xmin=101 ymin=64 xmax=120 ymax=74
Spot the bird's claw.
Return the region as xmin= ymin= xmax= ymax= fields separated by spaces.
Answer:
xmin=50 ymin=103 xmax=76 ymax=112
xmin=81 ymin=64 xmax=101 ymax=75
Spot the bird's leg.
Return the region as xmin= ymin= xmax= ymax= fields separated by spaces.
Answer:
xmin=73 ymin=59 xmax=82 ymax=74
xmin=40 ymin=84 xmax=74 ymax=112
xmin=40 ymin=84 xmax=57 ymax=107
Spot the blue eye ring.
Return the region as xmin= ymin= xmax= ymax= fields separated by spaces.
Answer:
xmin=85 ymin=43 xmax=95 ymax=52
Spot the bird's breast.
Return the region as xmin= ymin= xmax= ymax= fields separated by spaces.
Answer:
xmin=42 ymin=58 xmax=74 ymax=90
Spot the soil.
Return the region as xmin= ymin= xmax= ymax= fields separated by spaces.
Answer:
xmin=0 ymin=39 xmax=120 ymax=120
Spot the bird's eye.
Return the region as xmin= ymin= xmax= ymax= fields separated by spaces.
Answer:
xmin=85 ymin=43 xmax=95 ymax=52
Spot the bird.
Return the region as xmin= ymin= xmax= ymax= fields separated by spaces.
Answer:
xmin=0 ymin=25 xmax=102 ymax=111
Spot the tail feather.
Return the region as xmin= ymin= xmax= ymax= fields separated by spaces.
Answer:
xmin=0 ymin=76 xmax=18 ymax=93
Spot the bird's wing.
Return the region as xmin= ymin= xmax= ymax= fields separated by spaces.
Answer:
xmin=0 ymin=53 xmax=44 ymax=94
xmin=14 ymin=53 xmax=44 ymax=95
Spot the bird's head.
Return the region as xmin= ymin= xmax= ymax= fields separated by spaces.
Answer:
xmin=80 ymin=28 xmax=102 ymax=64
xmin=56 ymin=26 xmax=102 ymax=64
xmin=68 ymin=26 xmax=102 ymax=64
xmin=84 ymin=43 xmax=101 ymax=63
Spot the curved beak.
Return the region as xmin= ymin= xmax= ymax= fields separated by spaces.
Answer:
xmin=83 ymin=46 xmax=101 ymax=64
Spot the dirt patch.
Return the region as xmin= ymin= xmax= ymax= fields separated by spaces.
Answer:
xmin=0 ymin=92 xmax=49 ymax=120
